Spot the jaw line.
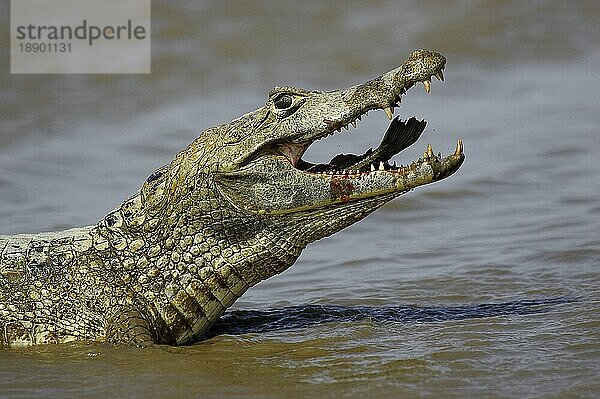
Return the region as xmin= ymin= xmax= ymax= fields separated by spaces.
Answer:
xmin=226 ymin=138 xmax=464 ymax=217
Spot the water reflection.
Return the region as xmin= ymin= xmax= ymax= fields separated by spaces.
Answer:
xmin=207 ymin=297 xmax=575 ymax=338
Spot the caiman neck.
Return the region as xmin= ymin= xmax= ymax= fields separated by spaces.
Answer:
xmin=92 ymin=185 xmax=306 ymax=344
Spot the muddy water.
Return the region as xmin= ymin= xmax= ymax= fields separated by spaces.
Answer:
xmin=1 ymin=1 xmax=599 ymax=398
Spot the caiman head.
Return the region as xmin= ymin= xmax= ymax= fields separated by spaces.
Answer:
xmin=141 ymin=49 xmax=464 ymax=258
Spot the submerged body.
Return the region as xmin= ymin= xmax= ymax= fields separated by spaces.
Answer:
xmin=0 ymin=50 xmax=464 ymax=347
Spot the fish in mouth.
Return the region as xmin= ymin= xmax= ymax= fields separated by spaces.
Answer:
xmin=298 ymin=116 xmax=442 ymax=174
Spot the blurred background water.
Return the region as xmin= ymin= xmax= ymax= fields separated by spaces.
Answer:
xmin=1 ymin=1 xmax=599 ymax=398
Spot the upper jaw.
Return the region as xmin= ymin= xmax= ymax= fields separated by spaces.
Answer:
xmin=239 ymin=49 xmax=447 ymax=174
xmin=314 ymin=49 xmax=446 ymax=142
xmin=278 ymin=49 xmax=447 ymax=174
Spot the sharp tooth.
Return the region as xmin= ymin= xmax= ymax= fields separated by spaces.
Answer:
xmin=423 ymin=79 xmax=431 ymax=93
xmin=351 ymin=120 xmax=357 ymax=128
xmin=379 ymin=161 xmax=385 ymax=171
xmin=435 ymin=70 xmax=444 ymax=81
xmin=427 ymin=143 xmax=434 ymax=158
xmin=455 ymin=139 xmax=464 ymax=156
xmin=370 ymin=164 xmax=375 ymax=172
xmin=343 ymin=124 xmax=348 ymax=130
xmin=383 ymin=106 xmax=393 ymax=120
xmin=336 ymin=128 xmax=341 ymax=132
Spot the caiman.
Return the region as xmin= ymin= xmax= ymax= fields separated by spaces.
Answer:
xmin=0 ymin=49 xmax=464 ymax=347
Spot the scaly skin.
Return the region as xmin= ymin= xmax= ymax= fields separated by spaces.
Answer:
xmin=0 ymin=49 xmax=464 ymax=347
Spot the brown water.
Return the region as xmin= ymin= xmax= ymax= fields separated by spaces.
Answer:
xmin=1 ymin=1 xmax=599 ymax=398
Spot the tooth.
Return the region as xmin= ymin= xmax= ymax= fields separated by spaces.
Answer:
xmin=427 ymin=143 xmax=434 ymax=158
xmin=435 ymin=70 xmax=444 ymax=81
xmin=379 ymin=161 xmax=385 ymax=171
xmin=343 ymin=124 xmax=348 ymax=130
xmin=351 ymin=120 xmax=357 ymax=128
xmin=455 ymin=139 xmax=464 ymax=156
xmin=370 ymin=164 xmax=375 ymax=172
xmin=423 ymin=80 xmax=431 ymax=93
xmin=336 ymin=128 xmax=341 ymax=132
xmin=384 ymin=106 xmax=393 ymax=120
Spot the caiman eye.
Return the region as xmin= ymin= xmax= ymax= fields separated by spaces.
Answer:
xmin=273 ymin=94 xmax=293 ymax=110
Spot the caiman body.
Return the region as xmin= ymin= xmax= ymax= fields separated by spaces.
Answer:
xmin=0 ymin=50 xmax=464 ymax=347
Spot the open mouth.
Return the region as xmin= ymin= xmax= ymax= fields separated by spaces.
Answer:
xmin=275 ymin=67 xmax=463 ymax=177
xmin=296 ymin=116 xmax=430 ymax=174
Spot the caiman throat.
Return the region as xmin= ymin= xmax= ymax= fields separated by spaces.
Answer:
xmin=0 ymin=49 xmax=464 ymax=347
